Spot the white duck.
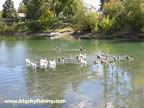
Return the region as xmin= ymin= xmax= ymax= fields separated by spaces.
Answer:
xmin=49 ymin=60 xmax=56 ymax=66
xmin=79 ymin=53 xmax=86 ymax=59
xmin=30 ymin=62 xmax=37 ymax=69
xmin=79 ymin=58 xmax=87 ymax=65
xmin=25 ymin=59 xmax=31 ymax=64
xmin=40 ymin=59 xmax=48 ymax=63
xmin=40 ymin=62 xmax=47 ymax=68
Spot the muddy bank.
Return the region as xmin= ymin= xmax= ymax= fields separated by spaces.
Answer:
xmin=0 ymin=31 xmax=73 ymax=38
xmin=0 ymin=31 xmax=144 ymax=40
xmin=72 ymin=32 xmax=144 ymax=40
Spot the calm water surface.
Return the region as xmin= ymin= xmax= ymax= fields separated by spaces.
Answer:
xmin=0 ymin=36 xmax=144 ymax=108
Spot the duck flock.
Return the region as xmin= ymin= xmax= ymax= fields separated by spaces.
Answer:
xmin=25 ymin=47 xmax=134 ymax=70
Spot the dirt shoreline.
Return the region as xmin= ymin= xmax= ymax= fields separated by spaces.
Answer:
xmin=0 ymin=31 xmax=144 ymax=40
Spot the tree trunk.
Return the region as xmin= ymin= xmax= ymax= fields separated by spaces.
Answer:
xmin=52 ymin=0 xmax=56 ymax=17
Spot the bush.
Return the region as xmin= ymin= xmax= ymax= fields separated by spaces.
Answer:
xmin=99 ymin=15 xmax=116 ymax=32
xmin=103 ymin=0 xmax=124 ymax=31
xmin=72 ymin=11 xmax=99 ymax=32
xmin=39 ymin=10 xmax=55 ymax=26
xmin=26 ymin=21 xmax=43 ymax=32
xmin=0 ymin=22 xmax=17 ymax=33
xmin=14 ymin=22 xmax=29 ymax=32
xmin=72 ymin=0 xmax=99 ymax=32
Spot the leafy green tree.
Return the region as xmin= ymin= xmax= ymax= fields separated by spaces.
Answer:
xmin=99 ymin=15 xmax=116 ymax=32
xmin=18 ymin=4 xmax=26 ymax=13
xmin=26 ymin=0 xmax=44 ymax=19
xmin=2 ymin=0 xmax=17 ymax=18
xmin=123 ymin=0 xmax=144 ymax=31
xmin=52 ymin=0 xmax=56 ymax=17
xmin=22 ymin=0 xmax=29 ymax=5
xmin=72 ymin=0 xmax=99 ymax=32
xmin=100 ymin=0 xmax=108 ymax=10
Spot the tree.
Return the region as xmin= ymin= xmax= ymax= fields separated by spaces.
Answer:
xmin=100 ymin=0 xmax=110 ymax=10
xmin=26 ymin=0 xmax=44 ymax=19
xmin=18 ymin=3 xmax=26 ymax=13
xmin=55 ymin=0 xmax=78 ymax=18
xmin=100 ymin=0 xmax=106 ymax=10
xmin=123 ymin=0 xmax=144 ymax=31
xmin=2 ymin=0 xmax=17 ymax=18
xmin=52 ymin=0 xmax=56 ymax=17
xmin=22 ymin=0 xmax=29 ymax=5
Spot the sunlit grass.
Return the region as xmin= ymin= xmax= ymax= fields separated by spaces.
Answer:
xmin=55 ymin=27 xmax=73 ymax=33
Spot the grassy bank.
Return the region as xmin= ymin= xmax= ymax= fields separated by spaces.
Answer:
xmin=0 ymin=19 xmax=73 ymax=34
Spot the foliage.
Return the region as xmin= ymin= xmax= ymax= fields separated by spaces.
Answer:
xmin=99 ymin=15 xmax=116 ymax=32
xmin=1 ymin=0 xmax=144 ymax=34
xmin=73 ymin=11 xmax=99 ymax=32
xmin=122 ymin=0 xmax=144 ymax=31
xmin=22 ymin=0 xmax=29 ymax=5
xmin=38 ymin=8 xmax=55 ymax=27
xmin=26 ymin=21 xmax=43 ymax=32
xmin=2 ymin=0 xmax=17 ymax=18
xmin=0 ymin=22 xmax=17 ymax=33
xmin=54 ymin=0 xmax=78 ymax=17
xmin=103 ymin=0 xmax=124 ymax=18
xmin=18 ymin=4 xmax=26 ymax=13
xmin=100 ymin=0 xmax=108 ymax=10
xmin=24 ymin=0 xmax=79 ymax=19
xmin=72 ymin=0 xmax=99 ymax=32
xmin=102 ymin=0 xmax=124 ymax=31
xmin=26 ymin=0 xmax=44 ymax=19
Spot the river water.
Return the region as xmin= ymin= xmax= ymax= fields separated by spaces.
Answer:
xmin=0 ymin=36 xmax=144 ymax=108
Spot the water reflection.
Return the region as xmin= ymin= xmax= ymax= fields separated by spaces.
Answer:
xmin=0 ymin=36 xmax=144 ymax=108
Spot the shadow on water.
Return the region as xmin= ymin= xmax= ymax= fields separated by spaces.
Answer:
xmin=109 ymin=40 xmax=144 ymax=44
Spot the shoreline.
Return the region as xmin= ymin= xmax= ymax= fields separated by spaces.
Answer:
xmin=0 ymin=31 xmax=144 ymax=40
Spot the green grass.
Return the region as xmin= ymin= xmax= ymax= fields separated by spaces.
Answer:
xmin=0 ymin=19 xmax=73 ymax=33
xmin=55 ymin=27 xmax=73 ymax=32
xmin=0 ymin=12 xmax=2 ymax=19
xmin=0 ymin=11 xmax=2 ymax=19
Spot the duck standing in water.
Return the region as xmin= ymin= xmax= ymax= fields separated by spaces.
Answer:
xmin=79 ymin=57 xmax=87 ymax=65
xmin=130 ymin=56 xmax=134 ymax=61
xmin=40 ymin=59 xmax=48 ymax=69
xmin=80 ymin=47 xmax=86 ymax=52
xmin=96 ymin=54 xmax=102 ymax=60
xmin=101 ymin=58 xmax=108 ymax=64
xmin=57 ymin=57 xmax=65 ymax=63
xmin=25 ymin=59 xmax=31 ymax=64
xmin=113 ymin=56 xmax=120 ymax=61
xmin=79 ymin=53 xmax=86 ymax=60
xmin=103 ymin=56 xmax=108 ymax=61
xmin=49 ymin=60 xmax=56 ymax=69
xmin=76 ymin=55 xmax=82 ymax=62
xmin=30 ymin=62 xmax=38 ymax=69
xmin=126 ymin=56 xmax=134 ymax=61
xmin=49 ymin=60 xmax=56 ymax=66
